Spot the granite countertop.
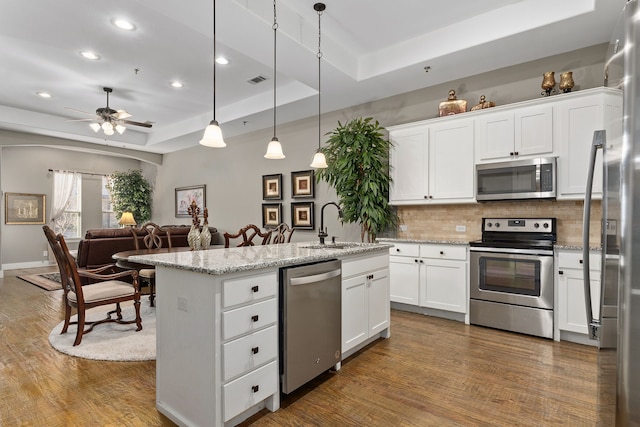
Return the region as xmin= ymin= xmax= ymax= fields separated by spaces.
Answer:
xmin=377 ymin=238 xmax=470 ymax=245
xmin=128 ymin=241 xmax=393 ymax=275
xmin=554 ymin=244 xmax=602 ymax=251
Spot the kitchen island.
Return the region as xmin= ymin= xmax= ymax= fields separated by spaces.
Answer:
xmin=129 ymin=242 xmax=391 ymax=427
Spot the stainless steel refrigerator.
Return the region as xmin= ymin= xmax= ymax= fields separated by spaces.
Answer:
xmin=583 ymin=0 xmax=640 ymax=424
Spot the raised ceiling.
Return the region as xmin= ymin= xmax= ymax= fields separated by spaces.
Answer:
xmin=0 ymin=0 xmax=625 ymax=154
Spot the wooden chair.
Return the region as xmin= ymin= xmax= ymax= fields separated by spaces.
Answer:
xmin=270 ymin=222 xmax=295 ymax=244
xmin=131 ymin=222 xmax=170 ymax=307
xmin=43 ymin=225 xmax=142 ymax=346
xmin=224 ymin=224 xmax=273 ymax=248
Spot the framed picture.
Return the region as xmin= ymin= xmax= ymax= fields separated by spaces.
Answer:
xmin=175 ymin=185 xmax=206 ymax=217
xmin=262 ymin=203 xmax=282 ymax=228
xmin=262 ymin=174 xmax=282 ymax=200
xmin=291 ymin=170 xmax=315 ymax=198
xmin=4 ymin=193 xmax=46 ymax=225
xmin=291 ymin=202 xmax=314 ymax=230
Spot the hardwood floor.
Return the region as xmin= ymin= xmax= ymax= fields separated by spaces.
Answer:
xmin=0 ymin=266 xmax=614 ymax=426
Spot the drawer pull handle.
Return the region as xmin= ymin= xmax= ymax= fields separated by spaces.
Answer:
xmin=559 ymin=271 xmax=564 ymax=275
xmin=252 ymin=285 xmax=259 ymax=293
xmin=414 ymin=259 xmax=418 ymax=263
xmin=252 ymin=385 xmax=259 ymax=393
xmin=251 ymin=315 xmax=259 ymax=322
xmin=579 ymin=260 xmax=583 ymax=264
xmin=251 ymin=346 xmax=259 ymax=354
xmin=396 ymin=248 xmax=400 ymax=252
xmin=439 ymin=251 xmax=444 ymax=255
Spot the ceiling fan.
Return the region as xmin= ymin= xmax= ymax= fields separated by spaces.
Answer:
xmin=66 ymin=87 xmax=152 ymax=136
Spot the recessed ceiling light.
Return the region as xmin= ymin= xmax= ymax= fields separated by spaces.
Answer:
xmin=112 ymin=18 xmax=136 ymax=31
xmin=170 ymin=81 xmax=184 ymax=88
xmin=36 ymin=91 xmax=51 ymax=98
xmin=216 ymin=56 xmax=229 ymax=65
xmin=80 ymin=51 xmax=100 ymax=60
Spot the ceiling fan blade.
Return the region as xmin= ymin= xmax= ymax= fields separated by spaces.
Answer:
xmin=115 ymin=109 xmax=132 ymax=120
xmin=122 ymin=119 xmax=153 ymax=128
xmin=64 ymin=107 xmax=94 ymax=116
xmin=66 ymin=118 xmax=97 ymax=122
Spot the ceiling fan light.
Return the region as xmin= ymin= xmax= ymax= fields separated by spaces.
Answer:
xmin=89 ymin=123 xmax=101 ymax=132
xmin=310 ymin=151 xmax=328 ymax=168
xmin=115 ymin=110 xmax=132 ymax=119
xmin=199 ymin=120 xmax=226 ymax=147
xmin=115 ymin=124 xmax=126 ymax=134
xmin=103 ymin=128 xmax=115 ymax=136
xmin=264 ymin=137 xmax=285 ymax=159
xmin=102 ymin=122 xmax=113 ymax=132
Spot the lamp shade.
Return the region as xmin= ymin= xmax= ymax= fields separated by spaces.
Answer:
xmin=89 ymin=122 xmax=101 ymax=132
xmin=118 ymin=212 xmax=136 ymax=226
xmin=199 ymin=120 xmax=226 ymax=147
xmin=264 ymin=137 xmax=285 ymax=159
xmin=310 ymin=151 xmax=328 ymax=168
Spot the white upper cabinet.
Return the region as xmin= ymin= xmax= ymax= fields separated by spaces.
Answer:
xmin=475 ymin=104 xmax=553 ymax=162
xmin=389 ymin=117 xmax=474 ymax=205
xmin=555 ymin=89 xmax=623 ymax=200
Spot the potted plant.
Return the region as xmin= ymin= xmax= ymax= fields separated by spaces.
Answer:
xmin=106 ymin=169 xmax=153 ymax=224
xmin=316 ymin=117 xmax=398 ymax=242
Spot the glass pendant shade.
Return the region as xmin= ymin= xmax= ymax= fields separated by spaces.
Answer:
xmin=199 ymin=120 xmax=226 ymax=147
xmin=310 ymin=151 xmax=328 ymax=168
xmin=264 ymin=137 xmax=285 ymax=159
xmin=115 ymin=124 xmax=126 ymax=134
xmin=102 ymin=121 xmax=113 ymax=132
xmin=89 ymin=122 xmax=101 ymax=132
xmin=103 ymin=128 xmax=115 ymax=136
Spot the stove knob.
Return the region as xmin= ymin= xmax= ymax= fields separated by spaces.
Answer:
xmin=486 ymin=222 xmax=492 ymax=228
xmin=534 ymin=223 xmax=540 ymax=229
xmin=495 ymin=223 xmax=500 ymax=228
xmin=543 ymin=222 xmax=549 ymax=229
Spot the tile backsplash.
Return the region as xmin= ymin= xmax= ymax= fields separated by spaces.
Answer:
xmin=397 ymin=200 xmax=601 ymax=247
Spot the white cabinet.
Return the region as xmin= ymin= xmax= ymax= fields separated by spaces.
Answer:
xmin=342 ymin=254 xmax=390 ymax=356
xmin=389 ymin=242 xmax=468 ymax=316
xmin=555 ymin=249 xmax=602 ymax=338
xmin=555 ymin=89 xmax=623 ymax=200
xmin=475 ymin=104 xmax=553 ymax=162
xmin=389 ymin=118 xmax=475 ymax=205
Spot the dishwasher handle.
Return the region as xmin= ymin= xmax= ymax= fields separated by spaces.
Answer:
xmin=289 ymin=268 xmax=341 ymax=286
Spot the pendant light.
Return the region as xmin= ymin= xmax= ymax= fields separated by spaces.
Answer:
xmin=310 ymin=3 xmax=328 ymax=168
xmin=199 ymin=0 xmax=226 ymax=147
xmin=264 ymin=0 xmax=285 ymax=159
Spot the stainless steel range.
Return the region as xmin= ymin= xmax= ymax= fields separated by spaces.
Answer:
xmin=469 ymin=218 xmax=556 ymax=339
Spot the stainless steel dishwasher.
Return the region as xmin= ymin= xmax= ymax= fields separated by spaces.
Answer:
xmin=279 ymin=259 xmax=342 ymax=394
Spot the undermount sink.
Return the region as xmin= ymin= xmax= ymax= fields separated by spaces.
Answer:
xmin=301 ymin=243 xmax=361 ymax=250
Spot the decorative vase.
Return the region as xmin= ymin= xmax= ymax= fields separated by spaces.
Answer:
xmin=438 ymin=89 xmax=467 ymax=116
xmin=200 ymin=221 xmax=211 ymax=249
xmin=559 ymin=71 xmax=575 ymax=93
xmin=541 ymin=71 xmax=556 ymax=96
xmin=188 ymin=224 xmax=201 ymax=251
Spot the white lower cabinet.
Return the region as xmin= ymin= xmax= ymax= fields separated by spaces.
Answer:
xmin=555 ymin=250 xmax=602 ymax=341
xmin=341 ymin=254 xmax=390 ymax=356
xmin=389 ymin=242 xmax=468 ymax=318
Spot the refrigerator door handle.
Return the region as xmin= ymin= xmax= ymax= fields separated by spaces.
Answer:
xmin=582 ymin=129 xmax=606 ymax=341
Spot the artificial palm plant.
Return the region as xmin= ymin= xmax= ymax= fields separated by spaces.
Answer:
xmin=316 ymin=117 xmax=398 ymax=242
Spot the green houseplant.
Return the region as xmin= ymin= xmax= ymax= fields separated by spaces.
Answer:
xmin=106 ymin=169 xmax=152 ymax=224
xmin=316 ymin=117 xmax=398 ymax=242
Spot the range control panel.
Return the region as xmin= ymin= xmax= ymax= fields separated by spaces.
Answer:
xmin=482 ymin=218 xmax=555 ymax=233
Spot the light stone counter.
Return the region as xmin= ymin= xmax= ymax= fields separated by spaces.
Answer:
xmin=128 ymin=241 xmax=392 ymax=275
xmin=377 ymin=238 xmax=469 ymax=245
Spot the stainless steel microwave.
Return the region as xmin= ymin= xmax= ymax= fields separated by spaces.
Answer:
xmin=476 ymin=157 xmax=556 ymax=201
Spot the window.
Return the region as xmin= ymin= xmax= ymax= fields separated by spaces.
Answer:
xmin=102 ymin=176 xmax=118 ymax=228
xmin=53 ymin=172 xmax=82 ymax=238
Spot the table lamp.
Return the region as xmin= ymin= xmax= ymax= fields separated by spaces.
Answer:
xmin=119 ymin=212 xmax=136 ymax=228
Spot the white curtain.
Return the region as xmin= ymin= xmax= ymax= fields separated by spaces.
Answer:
xmin=50 ymin=171 xmax=79 ymax=229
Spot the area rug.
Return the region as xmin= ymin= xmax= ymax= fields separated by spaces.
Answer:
xmin=48 ymin=301 xmax=156 ymax=361
xmin=18 ymin=272 xmax=62 ymax=291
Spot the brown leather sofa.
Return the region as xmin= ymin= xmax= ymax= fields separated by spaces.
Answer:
xmin=76 ymin=225 xmax=219 ymax=269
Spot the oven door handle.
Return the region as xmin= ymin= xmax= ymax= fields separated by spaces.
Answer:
xmin=582 ymin=130 xmax=605 ymax=341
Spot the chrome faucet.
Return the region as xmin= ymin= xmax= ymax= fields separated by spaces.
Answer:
xmin=318 ymin=202 xmax=343 ymax=244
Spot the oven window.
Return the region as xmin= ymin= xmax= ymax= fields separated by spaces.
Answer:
xmin=479 ymin=256 xmax=541 ymax=296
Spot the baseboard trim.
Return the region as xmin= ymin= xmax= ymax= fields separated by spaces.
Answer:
xmin=2 ymin=260 xmax=55 ymax=270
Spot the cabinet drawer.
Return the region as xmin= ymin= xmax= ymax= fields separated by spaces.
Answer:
xmin=557 ymin=251 xmax=601 ymax=271
xmin=223 ymin=272 xmax=277 ymax=308
xmin=342 ymin=253 xmax=389 ymax=278
xmin=223 ymin=298 xmax=277 ymax=340
xmin=223 ymin=361 xmax=278 ymax=422
xmin=388 ymin=243 xmax=420 ymax=257
xmin=420 ymin=244 xmax=467 ymax=260
xmin=223 ymin=325 xmax=278 ymax=381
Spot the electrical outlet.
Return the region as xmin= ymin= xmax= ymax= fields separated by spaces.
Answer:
xmin=399 ymin=225 xmax=408 ymax=232
xmin=455 ymin=225 xmax=466 ymax=232
xmin=177 ymin=296 xmax=188 ymax=312
xmin=43 ymin=250 xmax=48 ymax=257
